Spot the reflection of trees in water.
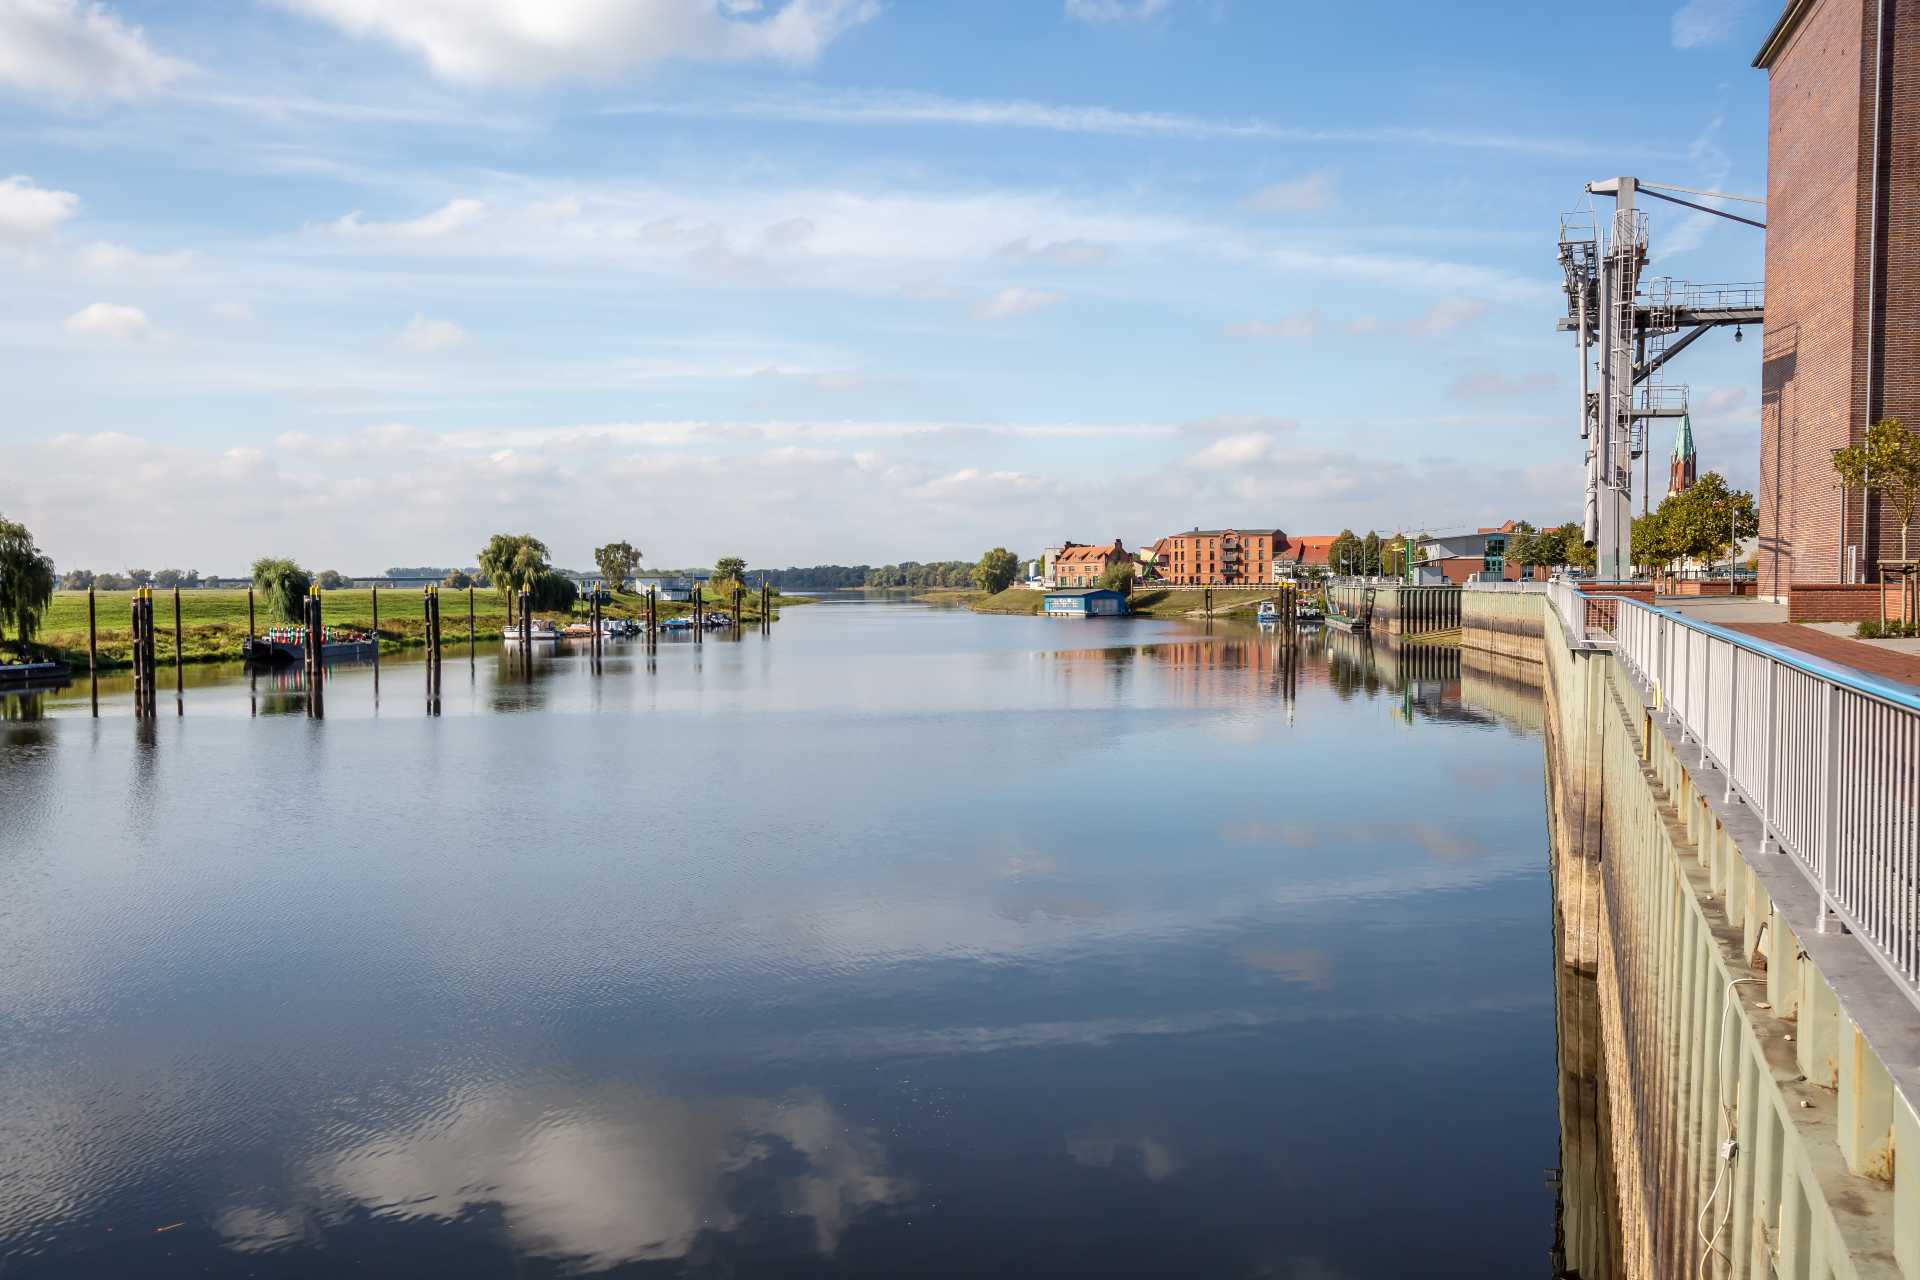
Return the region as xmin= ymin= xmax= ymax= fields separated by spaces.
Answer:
xmin=2 ymin=691 xmax=49 ymax=722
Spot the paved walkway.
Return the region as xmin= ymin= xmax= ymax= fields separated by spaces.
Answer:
xmin=1726 ymin=623 xmax=1920 ymax=692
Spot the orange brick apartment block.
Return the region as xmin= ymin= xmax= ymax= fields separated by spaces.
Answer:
xmin=1053 ymin=541 xmax=1131 ymax=588
xmin=1755 ymin=0 xmax=1920 ymax=599
xmin=1156 ymin=528 xmax=1286 ymax=586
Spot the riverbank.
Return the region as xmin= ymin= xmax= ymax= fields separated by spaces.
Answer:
xmin=33 ymin=587 xmax=808 ymax=670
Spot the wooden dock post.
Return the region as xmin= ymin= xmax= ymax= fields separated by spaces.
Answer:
xmin=129 ymin=591 xmax=142 ymax=717
xmin=87 ymin=586 xmax=97 ymax=676
xmin=247 ymin=586 xmax=256 ymax=646
xmin=760 ymin=580 xmax=770 ymax=633
xmin=371 ymin=586 xmax=380 ymax=660
xmin=172 ymin=586 xmax=183 ymax=700
xmin=648 ymin=588 xmax=657 ymax=636
xmin=732 ymin=585 xmax=741 ymax=630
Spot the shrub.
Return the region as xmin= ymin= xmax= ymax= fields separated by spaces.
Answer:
xmin=1856 ymin=618 xmax=1920 ymax=639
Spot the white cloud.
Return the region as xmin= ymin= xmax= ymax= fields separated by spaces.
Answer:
xmin=13 ymin=419 xmax=1581 ymax=570
xmin=1225 ymin=312 xmax=1321 ymax=340
xmin=76 ymin=240 xmax=195 ymax=275
xmin=1244 ymin=171 xmax=1335 ymax=214
xmin=394 ymin=313 xmax=466 ymax=352
xmin=272 ymin=0 xmax=880 ymax=85
xmin=0 ymin=174 xmax=79 ymax=240
xmin=0 ymin=0 xmax=190 ymax=101
xmin=1065 ymin=0 xmax=1171 ymax=23
xmin=1400 ymin=298 xmax=1490 ymax=337
xmin=210 ymin=301 xmax=254 ymax=322
xmin=1186 ymin=432 xmax=1278 ymax=469
xmin=1671 ymin=0 xmax=1748 ymax=48
xmin=607 ymin=89 xmax=1640 ymax=159
xmin=998 ymin=236 xmax=1109 ymax=267
xmin=329 ymin=197 xmax=488 ymax=240
xmin=972 ymin=287 xmax=1068 ymax=320
xmin=63 ymin=301 xmax=148 ymax=339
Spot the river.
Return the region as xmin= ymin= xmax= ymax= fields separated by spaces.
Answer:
xmin=1 ymin=596 xmax=1561 ymax=1277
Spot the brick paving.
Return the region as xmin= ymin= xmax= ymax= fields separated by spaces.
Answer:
xmin=1726 ymin=623 xmax=1920 ymax=692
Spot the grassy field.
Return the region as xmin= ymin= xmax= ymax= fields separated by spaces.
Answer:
xmin=25 ymin=585 xmax=805 ymax=669
xmin=968 ymin=587 xmax=1044 ymax=614
xmin=1115 ymin=587 xmax=1285 ymax=618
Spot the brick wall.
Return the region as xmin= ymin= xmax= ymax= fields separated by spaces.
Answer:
xmin=1760 ymin=0 xmax=1920 ymax=595
xmin=1760 ymin=0 xmax=1867 ymax=598
xmin=1785 ymin=581 xmax=1907 ymax=619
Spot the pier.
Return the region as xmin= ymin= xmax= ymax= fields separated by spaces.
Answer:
xmin=1470 ymin=579 xmax=1920 ymax=1279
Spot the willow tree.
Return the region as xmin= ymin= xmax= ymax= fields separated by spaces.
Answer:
xmin=477 ymin=534 xmax=552 ymax=622
xmin=0 ymin=514 xmax=57 ymax=657
xmin=251 ymin=557 xmax=311 ymax=623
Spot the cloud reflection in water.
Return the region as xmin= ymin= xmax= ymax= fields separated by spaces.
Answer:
xmin=220 ymin=1083 xmax=905 ymax=1267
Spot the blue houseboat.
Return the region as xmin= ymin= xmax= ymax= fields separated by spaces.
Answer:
xmin=1042 ymin=588 xmax=1129 ymax=618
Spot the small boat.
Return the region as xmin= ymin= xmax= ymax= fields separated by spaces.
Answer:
xmin=600 ymin=618 xmax=640 ymax=638
xmin=0 ymin=660 xmax=70 ymax=686
xmin=1323 ymin=586 xmax=1374 ymax=632
xmin=503 ymin=619 xmax=562 ymax=644
xmin=1294 ymin=601 xmax=1325 ymax=623
xmin=659 ymin=616 xmax=694 ymax=633
xmin=703 ymin=612 xmax=733 ymax=629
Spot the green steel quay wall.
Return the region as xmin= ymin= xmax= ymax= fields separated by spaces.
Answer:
xmin=1465 ymin=585 xmax=1920 ymax=1280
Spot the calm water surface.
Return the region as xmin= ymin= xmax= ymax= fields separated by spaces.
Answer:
xmin=2 ymin=598 xmax=1555 ymax=1277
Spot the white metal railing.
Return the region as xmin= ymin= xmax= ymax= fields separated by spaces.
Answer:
xmin=1462 ymin=579 xmax=1549 ymax=595
xmin=1602 ymin=594 xmax=1920 ymax=994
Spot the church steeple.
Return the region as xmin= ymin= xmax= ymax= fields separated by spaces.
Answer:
xmin=1668 ymin=412 xmax=1697 ymax=498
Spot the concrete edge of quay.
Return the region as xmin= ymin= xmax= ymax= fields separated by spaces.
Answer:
xmin=1464 ymin=588 xmax=1920 ymax=1279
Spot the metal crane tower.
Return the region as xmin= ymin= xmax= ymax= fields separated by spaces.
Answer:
xmin=1557 ymin=176 xmax=1764 ymax=580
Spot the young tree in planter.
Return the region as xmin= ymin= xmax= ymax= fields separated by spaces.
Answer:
xmin=251 ymin=557 xmax=311 ymax=623
xmin=972 ymin=547 xmax=1020 ymax=594
xmin=1833 ymin=418 xmax=1920 ymax=567
xmin=0 ymin=514 xmax=56 ymax=658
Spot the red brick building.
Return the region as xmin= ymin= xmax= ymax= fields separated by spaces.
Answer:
xmin=1754 ymin=0 xmax=1920 ymax=598
xmin=1052 ymin=540 xmax=1131 ymax=588
xmin=1154 ymin=528 xmax=1286 ymax=585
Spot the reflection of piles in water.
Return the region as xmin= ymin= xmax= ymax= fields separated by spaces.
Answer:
xmin=1322 ymin=629 xmax=1486 ymax=725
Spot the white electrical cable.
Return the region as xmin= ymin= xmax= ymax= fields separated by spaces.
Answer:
xmin=1698 ymin=977 xmax=1766 ymax=1277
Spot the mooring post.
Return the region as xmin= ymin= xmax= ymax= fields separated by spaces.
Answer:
xmin=648 ymin=589 xmax=657 ymax=636
xmin=732 ymin=585 xmax=741 ymax=630
xmin=87 ymin=586 xmax=97 ymax=676
xmin=172 ymin=586 xmax=183 ymax=701
xmin=129 ymin=591 xmax=142 ymax=717
xmin=247 ymin=586 xmax=256 ymax=646
xmin=371 ymin=585 xmax=380 ymax=661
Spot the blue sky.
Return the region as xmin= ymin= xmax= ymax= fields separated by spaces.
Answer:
xmin=1 ymin=0 xmax=1776 ymax=572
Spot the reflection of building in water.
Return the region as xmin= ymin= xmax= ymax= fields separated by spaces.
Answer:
xmin=1048 ymin=630 xmax=1318 ymax=708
